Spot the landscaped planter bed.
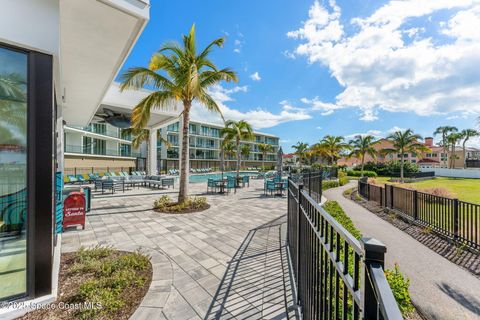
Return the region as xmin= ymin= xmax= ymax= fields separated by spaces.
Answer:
xmin=153 ymin=195 xmax=210 ymax=214
xmin=20 ymin=247 xmax=152 ymax=320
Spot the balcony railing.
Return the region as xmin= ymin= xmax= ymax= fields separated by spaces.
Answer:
xmin=287 ymin=176 xmax=403 ymax=320
xmin=67 ymin=126 xmax=131 ymax=141
xmin=65 ymin=145 xmax=141 ymax=158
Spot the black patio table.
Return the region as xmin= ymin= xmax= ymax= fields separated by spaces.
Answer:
xmin=214 ymin=179 xmax=227 ymax=194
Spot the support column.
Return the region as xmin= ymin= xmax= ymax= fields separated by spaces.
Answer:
xmin=149 ymin=127 xmax=158 ymax=175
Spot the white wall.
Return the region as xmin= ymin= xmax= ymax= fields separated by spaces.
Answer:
xmin=420 ymin=167 xmax=480 ymax=179
xmin=0 ymin=0 xmax=60 ymax=55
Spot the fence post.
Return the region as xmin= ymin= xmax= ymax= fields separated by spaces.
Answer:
xmin=453 ymin=198 xmax=459 ymax=240
xmin=361 ymin=237 xmax=387 ymax=320
xmin=319 ymin=172 xmax=323 ymax=200
xmin=74 ymin=167 xmax=77 ymax=176
xmin=413 ymin=190 xmax=418 ymax=220
xmin=296 ymin=184 xmax=303 ymax=306
xmin=390 ymin=185 xmax=394 ymax=208
xmin=308 ymin=172 xmax=312 ymax=197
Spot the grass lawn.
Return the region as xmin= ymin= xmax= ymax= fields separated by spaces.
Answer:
xmin=373 ymin=177 xmax=480 ymax=204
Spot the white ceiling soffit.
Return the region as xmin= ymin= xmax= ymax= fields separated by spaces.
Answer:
xmin=60 ymin=0 xmax=149 ymax=126
xmin=102 ymin=83 xmax=183 ymax=127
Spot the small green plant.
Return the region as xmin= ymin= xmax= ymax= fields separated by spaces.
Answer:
xmin=346 ymin=170 xmax=377 ymax=177
xmin=154 ymin=195 xmax=208 ymax=213
xmin=454 ymin=243 xmax=466 ymax=257
xmin=343 ymin=187 xmax=355 ymax=197
xmin=322 ymin=201 xmax=362 ymax=239
xmin=421 ymin=225 xmax=432 ymax=234
xmin=385 ymin=263 xmax=415 ymax=316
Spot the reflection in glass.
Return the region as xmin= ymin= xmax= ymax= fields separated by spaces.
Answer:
xmin=0 ymin=46 xmax=28 ymax=300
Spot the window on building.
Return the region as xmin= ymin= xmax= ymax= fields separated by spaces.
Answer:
xmin=92 ymin=123 xmax=106 ymax=135
xmin=167 ymin=134 xmax=178 ymax=146
xmin=167 ymin=122 xmax=179 ymax=132
xmin=119 ymin=144 xmax=131 ymax=157
xmin=92 ymin=139 xmax=106 ymax=155
xmin=82 ymin=136 xmax=92 ymax=154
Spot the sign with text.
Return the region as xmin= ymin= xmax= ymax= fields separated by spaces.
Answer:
xmin=63 ymin=192 xmax=85 ymax=231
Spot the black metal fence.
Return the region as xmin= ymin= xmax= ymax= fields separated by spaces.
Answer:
xmin=288 ymin=179 xmax=403 ymax=319
xmin=289 ymin=168 xmax=339 ymax=203
xmin=359 ymin=181 xmax=480 ymax=250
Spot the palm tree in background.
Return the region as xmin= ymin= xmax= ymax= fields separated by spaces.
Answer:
xmin=258 ymin=143 xmax=273 ymax=171
xmin=119 ymin=24 xmax=238 ymax=203
xmin=434 ymin=126 xmax=458 ymax=168
xmin=447 ymin=132 xmax=463 ymax=169
xmin=240 ymin=144 xmax=251 ymax=169
xmin=221 ymin=141 xmax=236 ymax=170
xmin=383 ymin=129 xmax=430 ymax=181
xmin=348 ymin=135 xmax=379 ymax=177
xmin=122 ymin=128 xmax=171 ymax=172
xmin=318 ymin=135 xmax=349 ymax=165
xmin=0 ymin=73 xmax=28 ymax=141
xmin=460 ymin=129 xmax=479 ymax=169
xmin=221 ymin=120 xmax=254 ymax=178
xmin=292 ymin=142 xmax=309 ymax=167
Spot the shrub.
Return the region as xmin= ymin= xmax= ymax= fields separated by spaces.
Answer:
xmin=322 ymin=202 xmax=414 ymax=316
xmin=154 ymin=195 xmax=208 ymax=213
xmin=385 ymin=263 xmax=415 ymax=316
xmin=419 ymin=187 xmax=454 ymax=199
xmin=322 ymin=180 xmax=339 ymax=190
xmin=346 ymin=170 xmax=377 ymax=177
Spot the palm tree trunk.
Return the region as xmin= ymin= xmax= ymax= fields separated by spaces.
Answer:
xmin=400 ymin=154 xmax=404 ymax=182
xmin=361 ymin=154 xmax=365 ymax=177
xmin=220 ymin=149 xmax=224 ymax=172
xmin=236 ymin=138 xmax=241 ymax=179
xmin=463 ymin=140 xmax=467 ymax=169
xmin=450 ymin=143 xmax=455 ymax=169
xmin=178 ymin=103 xmax=190 ymax=203
xmin=262 ymin=152 xmax=265 ymax=171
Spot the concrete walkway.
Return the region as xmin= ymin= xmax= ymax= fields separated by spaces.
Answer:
xmin=62 ymin=180 xmax=298 ymax=320
xmin=324 ymin=182 xmax=480 ymax=320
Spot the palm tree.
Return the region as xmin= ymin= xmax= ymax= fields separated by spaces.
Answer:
xmin=447 ymin=132 xmax=463 ymax=169
xmin=122 ymin=128 xmax=171 ymax=172
xmin=221 ymin=120 xmax=254 ymax=178
xmin=0 ymin=73 xmax=28 ymax=134
xmin=434 ymin=126 xmax=458 ymax=168
xmin=383 ymin=129 xmax=430 ymax=181
xmin=348 ymin=135 xmax=379 ymax=177
xmin=292 ymin=142 xmax=309 ymax=167
xmin=222 ymin=141 xmax=236 ymax=170
xmin=119 ymin=24 xmax=238 ymax=203
xmin=240 ymin=144 xmax=251 ymax=169
xmin=318 ymin=135 xmax=349 ymax=165
xmin=258 ymin=143 xmax=273 ymax=171
xmin=460 ymin=129 xmax=479 ymax=169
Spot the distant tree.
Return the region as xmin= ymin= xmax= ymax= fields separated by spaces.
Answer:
xmin=383 ymin=129 xmax=430 ymax=181
xmin=258 ymin=143 xmax=273 ymax=171
xmin=460 ymin=129 xmax=479 ymax=169
xmin=348 ymin=135 xmax=379 ymax=177
xmin=240 ymin=144 xmax=251 ymax=169
xmin=318 ymin=135 xmax=350 ymax=165
xmin=434 ymin=126 xmax=458 ymax=168
xmin=221 ymin=141 xmax=236 ymax=170
xmin=292 ymin=142 xmax=309 ymax=167
xmin=221 ymin=120 xmax=254 ymax=178
xmin=122 ymin=128 xmax=170 ymax=172
xmin=447 ymin=132 xmax=463 ymax=169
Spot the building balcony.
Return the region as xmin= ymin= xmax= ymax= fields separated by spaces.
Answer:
xmin=64 ymin=145 xmax=141 ymax=158
xmin=65 ymin=125 xmax=132 ymax=142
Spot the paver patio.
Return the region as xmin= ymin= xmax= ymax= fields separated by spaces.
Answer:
xmin=61 ymin=180 xmax=299 ymax=320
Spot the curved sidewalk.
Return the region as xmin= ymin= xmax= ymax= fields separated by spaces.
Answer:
xmin=323 ymin=182 xmax=480 ymax=320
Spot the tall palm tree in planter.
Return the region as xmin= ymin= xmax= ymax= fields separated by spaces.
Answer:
xmin=383 ymin=129 xmax=429 ymax=182
xmin=221 ymin=120 xmax=254 ymax=178
xmin=348 ymin=135 xmax=379 ymax=177
xmin=434 ymin=126 xmax=457 ymax=168
xmin=292 ymin=142 xmax=309 ymax=167
xmin=258 ymin=143 xmax=273 ymax=171
xmin=460 ymin=129 xmax=479 ymax=168
xmin=240 ymin=144 xmax=251 ymax=169
xmin=119 ymin=24 xmax=238 ymax=203
xmin=318 ymin=135 xmax=349 ymax=165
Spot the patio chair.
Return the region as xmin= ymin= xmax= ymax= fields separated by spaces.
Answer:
xmin=63 ymin=175 xmax=70 ymax=184
xmin=264 ymin=180 xmax=276 ymax=196
xmin=242 ymin=175 xmax=250 ymax=187
xmin=67 ymin=175 xmax=78 ymax=184
xmin=88 ymin=173 xmax=97 ymax=181
xmin=207 ymin=178 xmax=217 ymax=194
xmin=225 ymin=176 xmax=236 ymax=194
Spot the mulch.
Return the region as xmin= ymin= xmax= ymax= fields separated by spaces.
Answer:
xmin=347 ymin=189 xmax=480 ymax=279
xmin=153 ymin=203 xmax=210 ymax=214
xmin=19 ymin=250 xmax=152 ymax=320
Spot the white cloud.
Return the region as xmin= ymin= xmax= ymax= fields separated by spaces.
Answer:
xmin=388 ymin=126 xmax=407 ymax=133
xmin=189 ymin=85 xmax=311 ymax=129
xmin=345 ymin=129 xmax=382 ymax=140
xmin=316 ymin=126 xmax=322 ymax=130
xmin=233 ymin=48 xmax=241 ymax=54
xmin=300 ymin=97 xmax=345 ymax=116
xmin=250 ymin=72 xmax=261 ymax=81
xmin=288 ymin=0 xmax=480 ymax=121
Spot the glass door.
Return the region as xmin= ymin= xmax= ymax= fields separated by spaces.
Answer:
xmin=0 ymin=46 xmax=28 ymax=300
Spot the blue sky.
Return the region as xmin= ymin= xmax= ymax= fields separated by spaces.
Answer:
xmin=120 ymin=0 xmax=480 ymax=153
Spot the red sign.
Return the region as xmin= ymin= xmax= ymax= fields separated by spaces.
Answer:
xmin=63 ymin=192 xmax=86 ymax=230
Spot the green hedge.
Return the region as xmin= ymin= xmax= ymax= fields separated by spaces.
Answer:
xmin=346 ymin=170 xmax=377 ymax=177
xmin=322 ymin=201 xmax=414 ymax=316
